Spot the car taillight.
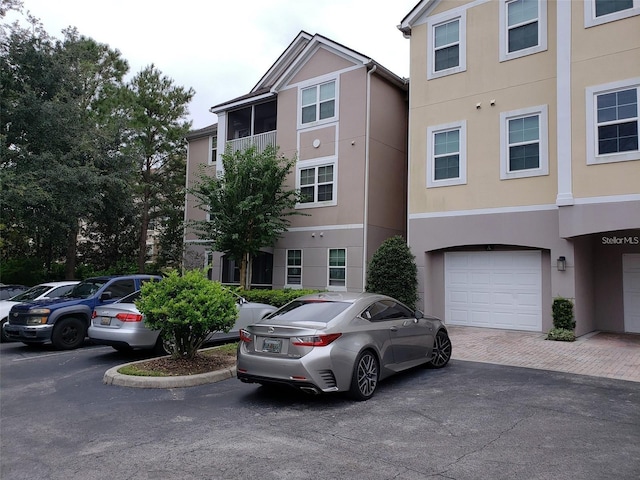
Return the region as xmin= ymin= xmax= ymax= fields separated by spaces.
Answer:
xmin=239 ymin=329 xmax=252 ymax=343
xmin=292 ymin=333 xmax=342 ymax=347
xmin=115 ymin=313 xmax=143 ymax=322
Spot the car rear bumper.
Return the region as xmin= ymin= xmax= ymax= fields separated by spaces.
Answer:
xmin=3 ymin=324 xmax=53 ymax=343
xmin=88 ymin=326 xmax=158 ymax=349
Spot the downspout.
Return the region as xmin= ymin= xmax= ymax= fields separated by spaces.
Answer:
xmin=363 ymin=64 xmax=377 ymax=292
xmin=182 ymin=142 xmax=191 ymax=275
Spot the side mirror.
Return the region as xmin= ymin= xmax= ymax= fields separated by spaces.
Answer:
xmin=414 ymin=310 xmax=424 ymax=319
xmin=100 ymin=291 xmax=112 ymax=301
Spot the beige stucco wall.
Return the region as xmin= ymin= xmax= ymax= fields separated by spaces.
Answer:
xmin=570 ymin=1 xmax=640 ymax=199
xmin=408 ymin=0 xmax=559 ymax=215
xmin=184 ymin=134 xmax=215 ymax=242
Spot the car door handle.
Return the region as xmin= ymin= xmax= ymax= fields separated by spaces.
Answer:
xmin=390 ymin=326 xmax=398 ymax=332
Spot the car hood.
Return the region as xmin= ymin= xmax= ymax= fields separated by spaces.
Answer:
xmin=10 ymin=297 xmax=84 ymax=311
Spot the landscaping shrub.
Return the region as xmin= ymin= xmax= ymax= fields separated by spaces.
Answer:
xmin=240 ymin=288 xmax=321 ymax=308
xmin=547 ymin=297 xmax=575 ymax=342
xmin=366 ymin=236 xmax=418 ymax=309
xmin=136 ymin=269 xmax=238 ymax=359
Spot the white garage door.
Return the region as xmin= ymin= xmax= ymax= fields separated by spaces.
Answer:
xmin=623 ymin=254 xmax=640 ymax=333
xmin=445 ymin=251 xmax=542 ymax=331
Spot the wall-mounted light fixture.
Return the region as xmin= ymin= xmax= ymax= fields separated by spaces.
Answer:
xmin=311 ymin=232 xmax=315 ymax=238
xmin=557 ymin=256 xmax=566 ymax=271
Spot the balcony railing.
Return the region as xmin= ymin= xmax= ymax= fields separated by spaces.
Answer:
xmin=226 ymin=131 xmax=276 ymax=154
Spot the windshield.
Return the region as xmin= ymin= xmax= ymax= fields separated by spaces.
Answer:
xmin=10 ymin=285 xmax=51 ymax=302
xmin=65 ymin=280 xmax=108 ymax=299
xmin=265 ymin=300 xmax=350 ymax=324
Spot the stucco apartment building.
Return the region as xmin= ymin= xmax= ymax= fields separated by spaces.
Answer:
xmin=183 ymin=32 xmax=408 ymax=292
xmin=399 ymin=0 xmax=640 ymax=335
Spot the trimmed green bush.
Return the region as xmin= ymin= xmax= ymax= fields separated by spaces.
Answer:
xmin=366 ymin=236 xmax=418 ymax=309
xmin=239 ymin=288 xmax=321 ymax=308
xmin=547 ymin=297 xmax=575 ymax=341
xmin=136 ymin=270 xmax=238 ymax=359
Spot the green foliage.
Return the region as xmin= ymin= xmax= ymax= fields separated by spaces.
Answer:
xmin=190 ymin=145 xmax=303 ymax=289
xmin=546 ymin=328 xmax=576 ymax=342
xmin=366 ymin=236 xmax=418 ymax=309
xmin=239 ymin=288 xmax=322 ymax=308
xmin=136 ymin=270 xmax=238 ymax=359
xmin=552 ymin=297 xmax=575 ymax=330
xmin=547 ymin=297 xmax=575 ymax=341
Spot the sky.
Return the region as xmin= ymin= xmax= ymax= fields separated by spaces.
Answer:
xmin=10 ymin=0 xmax=418 ymax=130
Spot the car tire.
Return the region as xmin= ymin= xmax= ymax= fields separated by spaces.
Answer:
xmin=427 ymin=330 xmax=452 ymax=369
xmin=153 ymin=335 xmax=173 ymax=356
xmin=51 ymin=317 xmax=86 ymax=350
xmin=0 ymin=318 xmax=8 ymax=342
xmin=348 ymin=350 xmax=379 ymax=401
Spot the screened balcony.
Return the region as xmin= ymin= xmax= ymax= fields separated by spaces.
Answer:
xmin=226 ymin=99 xmax=277 ymax=153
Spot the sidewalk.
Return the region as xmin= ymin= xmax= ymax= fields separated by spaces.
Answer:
xmin=448 ymin=326 xmax=640 ymax=383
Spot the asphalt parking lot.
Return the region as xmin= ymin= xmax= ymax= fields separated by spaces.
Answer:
xmin=1 ymin=340 xmax=639 ymax=480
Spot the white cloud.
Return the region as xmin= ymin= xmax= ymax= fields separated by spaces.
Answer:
xmin=13 ymin=0 xmax=415 ymax=129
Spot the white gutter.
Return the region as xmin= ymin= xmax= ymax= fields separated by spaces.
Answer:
xmin=363 ymin=64 xmax=377 ymax=292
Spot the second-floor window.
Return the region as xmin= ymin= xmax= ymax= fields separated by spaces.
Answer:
xmin=500 ymin=0 xmax=547 ymax=61
xmin=500 ymin=105 xmax=549 ymax=179
xmin=298 ymin=163 xmax=335 ymax=205
xmin=586 ymin=0 xmax=640 ymax=27
xmin=427 ymin=121 xmax=467 ymax=188
xmin=428 ymin=11 xmax=466 ymax=79
xmin=208 ymin=135 xmax=217 ymax=165
xmin=596 ymin=0 xmax=634 ymax=17
xmin=301 ymin=81 xmax=336 ymax=125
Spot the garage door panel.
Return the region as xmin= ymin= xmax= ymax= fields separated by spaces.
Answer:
xmin=624 ymin=254 xmax=640 ymax=333
xmin=445 ymin=251 xmax=542 ymax=331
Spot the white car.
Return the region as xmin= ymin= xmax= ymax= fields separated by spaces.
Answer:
xmin=0 ymin=281 xmax=79 ymax=342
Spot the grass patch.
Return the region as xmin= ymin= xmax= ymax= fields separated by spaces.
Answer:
xmin=117 ymin=364 xmax=168 ymax=377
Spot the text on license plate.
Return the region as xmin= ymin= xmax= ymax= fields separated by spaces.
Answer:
xmin=100 ymin=317 xmax=111 ymax=326
xmin=263 ymin=338 xmax=282 ymax=353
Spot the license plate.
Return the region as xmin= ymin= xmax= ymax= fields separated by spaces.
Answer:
xmin=263 ymin=338 xmax=282 ymax=353
xmin=100 ymin=317 xmax=111 ymax=326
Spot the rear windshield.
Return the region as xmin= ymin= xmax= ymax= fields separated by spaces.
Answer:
xmin=265 ymin=300 xmax=351 ymax=324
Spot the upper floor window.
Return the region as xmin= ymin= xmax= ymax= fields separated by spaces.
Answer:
xmin=427 ymin=11 xmax=466 ymax=79
xmin=585 ymin=0 xmax=640 ymax=27
xmin=227 ymin=100 xmax=277 ymax=140
xmin=208 ymin=135 xmax=217 ymax=165
xmin=500 ymin=0 xmax=547 ymax=61
xmin=427 ymin=121 xmax=467 ymax=188
xmin=297 ymin=161 xmax=336 ymax=207
xmin=301 ymin=81 xmax=336 ymax=125
xmin=328 ymin=248 xmax=346 ymax=289
xmin=586 ymin=79 xmax=639 ymax=164
xmin=500 ymin=105 xmax=549 ymax=179
xmin=286 ymin=249 xmax=302 ymax=287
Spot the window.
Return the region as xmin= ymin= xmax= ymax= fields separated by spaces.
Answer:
xmin=301 ymin=81 xmax=336 ymax=125
xmin=208 ymin=135 xmax=217 ymax=165
xmin=428 ymin=11 xmax=466 ymax=79
xmin=107 ymin=280 xmax=136 ymax=300
xmin=286 ymin=249 xmax=302 ymax=286
xmin=500 ymin=0 xmax=547 ymax=61
xmin=363 ymin=301 xmax=413 ymax=322
xmin=500 ymin=105 xmax=549 ymax=179
xmin=298 ymin=162 xmax=335 ymax=206
xmin=427 ymin=121 xmax=467 ymax=187
xmin=585 ymin=0 xmax=640 ymax=27
xmin=586 ymin=80 xmax=640 ymax=164
xmin=226 ymin=100 xmax=277 ymax=140
xmin=328 ymin=248 xmax=346 ymax=288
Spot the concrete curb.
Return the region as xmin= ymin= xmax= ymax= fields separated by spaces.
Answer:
xmin=104 ymin=361 xmax=237 ymax=388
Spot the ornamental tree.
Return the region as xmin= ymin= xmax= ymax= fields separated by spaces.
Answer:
xmin=136 ymin=269 xmax=238 ymax=359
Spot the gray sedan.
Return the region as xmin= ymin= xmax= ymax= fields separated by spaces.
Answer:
xmin=237 ymin=292 xmax=451 ymax=400
xmin=89 ymin=291 xmax=276 ymax=354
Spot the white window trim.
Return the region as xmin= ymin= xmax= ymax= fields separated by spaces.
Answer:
xmin=586 ymin=78 xmax=640 ymax=165
xmin=295 ymin=157 xmax=338 ymax=208
xmin=297 ymin=74 xmax=339 ymax=129
xmin=499 ymin=0 xmax=548 ymax=62
xmin=584 ymin=0 xmax=640 ymax=28
xmin=327 ymin=248 xmax=347 ymax=291
xmin=500 ymin=105 xmax=549 ymax=179
xmin=426 ymin=121 xmax=467 ymax=188
xmin=208 ymin=135 xmax=217 ymax=166
xmin=285 ymin=249 xmax=303 ymax=289
xmin=427 ymin=10 xmax=467 ymax=80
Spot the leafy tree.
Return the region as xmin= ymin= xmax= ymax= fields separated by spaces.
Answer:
xmin=366 ymin=235 xmax=418 ymax=309
xmin=136 ymin=270 xmax=238 ymax=359
xmin=122 ymin=65 xmax=193 ymax=272
xmin=190 ymin=145 xmax=302 ymax=289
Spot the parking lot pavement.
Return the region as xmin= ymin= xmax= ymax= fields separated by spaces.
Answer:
xmin=448 ymin=326 xmax=640 ymax=383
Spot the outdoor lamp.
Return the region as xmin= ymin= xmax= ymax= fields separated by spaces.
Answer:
xmin=557 ymin=256 xmax=566 ymax=271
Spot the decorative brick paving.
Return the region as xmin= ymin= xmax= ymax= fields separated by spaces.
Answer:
xmin=448 ymin=326 xmax=640 ymax=383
